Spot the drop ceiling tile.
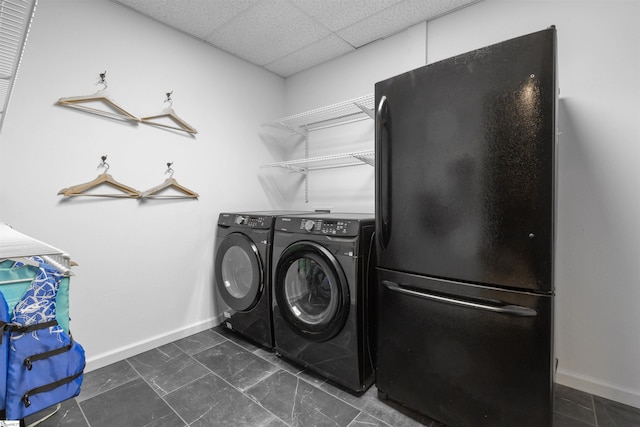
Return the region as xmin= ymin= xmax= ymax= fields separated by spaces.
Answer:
xmin=292 ymin=0 xmax=403 ymax=32
xmin=114 ymin=0 xmax=258 ymax=38
xmin=338 ymin=0 xmax=479 ymax=47
xmin=205 ymin=0 xmax=332 ymax=66
xmin=265 ymin=35 xmax=354 ymax=77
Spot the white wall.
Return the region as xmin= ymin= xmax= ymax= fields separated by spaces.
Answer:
xmin=0 ymin=0 xmax=284 ymax=371
xmin=283 ymin=0 xmax=640 ymax=409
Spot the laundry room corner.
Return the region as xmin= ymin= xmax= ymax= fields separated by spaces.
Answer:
xmin=0 ymin=0 xmax=286 ymax=372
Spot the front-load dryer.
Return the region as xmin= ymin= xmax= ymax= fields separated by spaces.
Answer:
xmin=271 ymin=212 xmax=376 ymax=393
xmin=214 ymin=211 xmax=307 ymax=349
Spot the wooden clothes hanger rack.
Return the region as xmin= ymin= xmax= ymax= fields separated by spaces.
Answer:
xmin=140 ymin=92 xmax=198 ymax=134
xmin=56 ymin=72 xmax=140 ymax=123
xmin=58 ymin=156 xmax=141 ymax=198
xmin=140 ymin=163 xmax=199 ymax=199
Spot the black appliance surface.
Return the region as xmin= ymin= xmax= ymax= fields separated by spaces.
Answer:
xmin=214 ymin=211 xmax=308 ymax=349
xmin=271 ymin=213 xmax=376 ymax=393
xmin=375 ymin=27 xmax=557 ymax=426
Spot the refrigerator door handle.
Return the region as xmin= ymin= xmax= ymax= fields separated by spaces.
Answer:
xmin=382 ymin=280 xmax=537 ymax=317
xmin=376 ymin=95 xmax=390 ymax=248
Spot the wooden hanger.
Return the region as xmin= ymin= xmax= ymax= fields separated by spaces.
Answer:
xmin=58 ymin=156 xmax=141 ymax=198
xmin=140 ymin=92 xmax=198 ymax=134
xmin=56 ymin=72 xmax=140 ymax=123
xmin=141 ymin=162 xmax=199 ymax=199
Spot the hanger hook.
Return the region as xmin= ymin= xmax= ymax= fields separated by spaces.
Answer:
xmin=98 ymin=71 xmax=108 ymax=90
xmin=164 ymin=91 xmax=173 ymax=107
xmin=165 ymin=162 xmax=174 ymax=177
xmin=98 ymin=155 xmax=110 ymax=173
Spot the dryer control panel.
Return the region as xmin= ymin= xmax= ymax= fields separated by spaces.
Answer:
xmin=218 ymin=213 xmax=273 ymax=229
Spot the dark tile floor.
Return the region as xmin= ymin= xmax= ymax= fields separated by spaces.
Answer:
xmin=23 ymin=326 xmax=640 ymax=427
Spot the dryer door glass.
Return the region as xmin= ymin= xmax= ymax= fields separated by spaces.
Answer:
xmin=215 ymin=233 xmax=263 ymax=312
xmin=222 ymin=246 xmax=253 ymax=298
xmin=275 ymin=241 xmax=349 ymax=342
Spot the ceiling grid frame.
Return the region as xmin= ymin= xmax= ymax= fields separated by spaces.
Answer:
xmin=112 ymin=0 xmax=482 ymax=78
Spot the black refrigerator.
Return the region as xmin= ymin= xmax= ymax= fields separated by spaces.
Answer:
xmin=374 ymin=27 xmax=557 ymax=427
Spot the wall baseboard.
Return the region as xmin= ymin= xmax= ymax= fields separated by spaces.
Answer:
xmin=556 ymin=368 xmax=640 ymax=409
xmin=84 ymin=315 xmax=224 ymax=373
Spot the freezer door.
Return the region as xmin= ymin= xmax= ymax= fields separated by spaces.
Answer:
xmin=375 ymin=28 xmax=557 ymax=293
xmin=376 ymin=268 xmax=554 ymax=427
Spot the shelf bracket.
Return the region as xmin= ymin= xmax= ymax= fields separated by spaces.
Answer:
xmin=277 ymin=120 xmax=308 ymax=138
xmin=279 ymin=165 xmax=308 ymax=174
xmin=353 ymin=101 xmax=374 ymax=120
xmin=352 ymin=153 xmax=375 ymax=166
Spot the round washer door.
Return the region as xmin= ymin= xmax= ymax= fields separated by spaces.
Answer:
xmin=274 ymin=241 xmax=349 ymax=342
xmin=215 ymin=232 xmax=263 ymax=312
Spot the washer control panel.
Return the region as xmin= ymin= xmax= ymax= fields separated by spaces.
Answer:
xmin=277 ymin=217 xmax=360 ymax=236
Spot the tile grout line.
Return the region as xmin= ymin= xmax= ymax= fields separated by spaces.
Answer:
xmin=247 ymin=339 xmax=395 ymax=427
xmin=124 ymin=352 xmax=191 ymax=426
xmin=215 ymin=332 xmax=372 ymax=426
xmin=74 ymin=399 xmax=93 ymax=427
xmin=553 ymin=395 xmax=599 ymax=427
xmin=592 ymin=393 xmax=599 ymax=427
xmin=252 ymin=350 xmax=375 ymax=425
xmin=186 ymin=338 xmax=292 ymax=426
xmin=75 ymin=358 xmax=153 ymax=427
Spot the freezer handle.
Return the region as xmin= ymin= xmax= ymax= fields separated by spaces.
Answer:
xmin=382 ymin=280 xmax=537 ymax=317
xmin=375 ymin=95 xmax=390 ymax=249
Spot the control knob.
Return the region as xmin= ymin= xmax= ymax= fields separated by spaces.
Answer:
xmin=235 ymin=215 xmax=247 ymax=225
xmin=303 ymin=220 xmax=315 ymax=232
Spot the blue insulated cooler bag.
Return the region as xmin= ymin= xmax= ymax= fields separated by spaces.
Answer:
xmin=3 ymin=258 xmax=85 ymax=420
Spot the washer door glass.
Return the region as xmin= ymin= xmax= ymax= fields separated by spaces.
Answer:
xmin=275 ymin=241 xmax=349 ymax=342
xmin=215 ymin=232 xmax=263 ymax=312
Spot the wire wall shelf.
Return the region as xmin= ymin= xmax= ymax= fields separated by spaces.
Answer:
xmin=260 ymin=94 xmax=375 ymax=203
xmin=261 ymin=149 xmax=375 ymax=173
xmin=261 ymin=94 xmax=374 ymax=135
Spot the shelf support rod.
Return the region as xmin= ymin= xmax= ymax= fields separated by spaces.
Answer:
xmin=303 ymin=125 xmax=309 ymax=203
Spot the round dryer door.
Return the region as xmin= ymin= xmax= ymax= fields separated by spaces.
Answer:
xmin=215 ymin=233 xmax=263 ymax=312
xmin=274 ymin=241 xmax=349 ymax=342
